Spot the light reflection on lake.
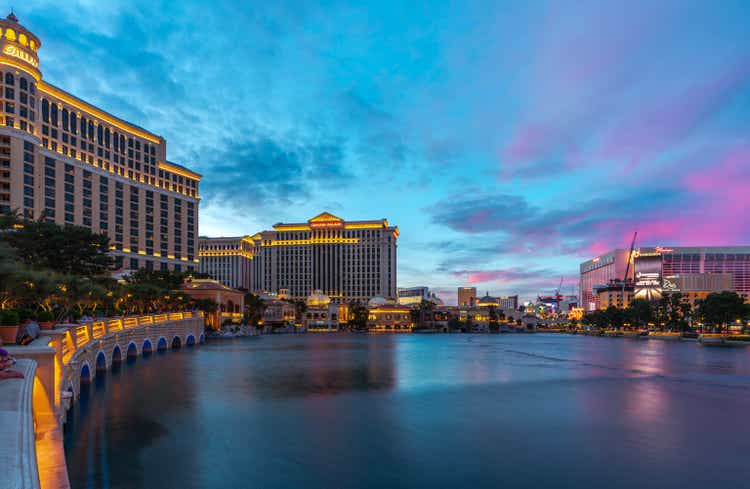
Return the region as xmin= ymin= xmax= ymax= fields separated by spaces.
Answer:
xmin=65 ymin=334 xmax=750 ymax=489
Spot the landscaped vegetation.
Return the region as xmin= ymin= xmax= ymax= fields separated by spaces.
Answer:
xmin=0 ymin=213 xmax=216 ymax=335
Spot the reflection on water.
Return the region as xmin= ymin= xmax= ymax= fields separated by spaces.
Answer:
xmin=65 ymin=334 xmax=750 ymax=489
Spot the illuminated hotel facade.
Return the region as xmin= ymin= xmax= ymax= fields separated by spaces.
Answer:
xmin=198 ymin=236 xmax=253 ymax=290
xmin=580 ymin=246 xmax=750 ymax=311
xmin=0 ymin=14 xmax=200 ymax=272
xmin=247 ymin=212 xmax=398 ymax=303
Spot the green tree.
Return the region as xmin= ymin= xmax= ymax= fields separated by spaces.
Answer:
xmin=348 ymin=301 xmax=369 ymax=331
xmin=244 ymin=293 xmax=267 ymax=327
xmin=488 ymin=305 xmax=499 ymax=332
xmin=696 ymin=291 xmax=750 ymax=333
xmin=2 ymin=220 xmax=113 ymax=276
xmin=626 ymin=299 xmax=653 ymax=328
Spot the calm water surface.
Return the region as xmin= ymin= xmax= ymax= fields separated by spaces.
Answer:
xmin=64 ymin=334 xmax=750 ymax=489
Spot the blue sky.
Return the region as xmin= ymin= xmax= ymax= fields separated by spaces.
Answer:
xmin=20 ymin=0 xmax=750 ymax=303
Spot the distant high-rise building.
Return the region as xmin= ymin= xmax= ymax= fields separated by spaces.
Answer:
xmin=249 ymin=212 xmax=398 ymax=303
xmin=458 ymin=287 xmax=477 ymax=307
xmin=0 ymin=14 xmax=200 ymax=272
xmin=198 ymin=236 xmax=254 ymax=290
xmin=497 ymin=295 xmax=519 ymax=310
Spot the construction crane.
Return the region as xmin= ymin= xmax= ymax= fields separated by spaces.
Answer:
xmin=621 ymin=231 xmax=638 ymax=301
xmin=623 ymin=232 xmax=638 ymax=282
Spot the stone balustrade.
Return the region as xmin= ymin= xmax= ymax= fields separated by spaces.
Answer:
xmin=0 ymin=359 xmax=39 ymax=489
xmin=4 ymin=311 xmax=205 ymax=489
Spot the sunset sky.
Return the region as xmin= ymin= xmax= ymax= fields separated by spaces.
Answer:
xmin=22 ymin=0 xmax=750 ymax=303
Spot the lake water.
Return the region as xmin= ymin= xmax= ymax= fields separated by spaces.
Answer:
xmin=64 ymin=334 xmax=750 ymax=489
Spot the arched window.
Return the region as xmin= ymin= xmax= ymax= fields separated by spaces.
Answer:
xmin=88 ymin=120 xmax=94 ymax=140
xmin=70 ymin=111 xmax=77 ymax=134
xmin=97 ymin=124 xmax=103 ymax=144
xmin=62 ymin=108 xmax=69 ymax=130
xmin=113 ymin=131 xmax=119 ymax=151
xmin=105 ymin=128 xmax=110 ymax=148
xmin=41 ymin=98 xmax=49 ymax=123
xmin=50 ymin=103 xmax=58 ymax=126
xmin=4 ymin=28 xmax=15 ymax=41
xmin=19 ymin=77 xmax=27 ymax=91
xmin=80 ymin=116 xmax=86 ymax=136
xmin=120 ymin=135 xmax=125 ymax=153
xmin=5 ymin=72 xmax=13 ymax=85
xmin=18 ymin=33 xmax=27 ymax=46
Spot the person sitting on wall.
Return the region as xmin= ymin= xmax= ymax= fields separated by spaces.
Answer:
xmin=15 ymin=319 xmax=40 ymax=346
xmin=0 ymin=348 xmax=24 ymax=380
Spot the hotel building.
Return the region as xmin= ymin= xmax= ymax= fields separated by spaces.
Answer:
xmin=580 ymin=246 xmax=750 ymax=310
xmin=0 ymin=13 xmax=200 ymax=272
xmin=579 ymin=249 xmax=633 ymax=311
xmin=198 ymin=236 xmax=253 ymax=290
xmin=457 ymin=287 xmax=477 ymax=307
xmin=248 ymin=212 xmax=398 ymax=303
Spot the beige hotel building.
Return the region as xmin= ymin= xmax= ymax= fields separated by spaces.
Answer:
xmin=0 ymin=13 xmax=200 ymax=272
xmin=200 ymin=212 xmax=398 ymax=303
xmin=198 ymin=236 xmax=254 ymax=290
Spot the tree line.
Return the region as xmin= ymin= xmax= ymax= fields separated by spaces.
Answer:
xmin=581 ymin=293 xmax=750 ymax=332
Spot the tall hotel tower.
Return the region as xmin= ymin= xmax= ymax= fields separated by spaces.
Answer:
xmin=246 ymin=212 xmax=398 ymax=303
xmin=0 ymin=13 xmax=200 ymax=272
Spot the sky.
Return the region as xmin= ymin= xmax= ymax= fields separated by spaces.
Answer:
xmin=19 ymin=0 xmax=750 ymax=304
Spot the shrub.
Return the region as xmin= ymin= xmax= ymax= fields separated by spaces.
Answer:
xmin=1 ymin=310 xmax=20 ymax=326
xmin=37 ymin=310 xmax=55 ymax=322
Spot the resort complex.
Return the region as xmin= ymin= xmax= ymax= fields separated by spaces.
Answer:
xmin=2 ymin=5 xmax=750 ymax=489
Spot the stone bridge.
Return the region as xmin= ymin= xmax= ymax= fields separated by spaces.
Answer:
xmin=3 ymin=311 xmax=205 ymax=489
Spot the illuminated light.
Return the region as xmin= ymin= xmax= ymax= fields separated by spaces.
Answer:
xmin=262 ymin=237 xmax=360 ymax=247
xmin=29 ymin=40 xmax=36 ymax=50
xmin=310 ymin=221 xmax=343 ymax=229
xmin=5 ymin=28 xmax=16 ymax=41
xmin=0 ymin=56 xmax=40 ymax=80
xmin=167 ymin=254 xmax=175 ymax=259
xmin=273 ymin=224 xmax=311 ymax=231
xmin=592 ymin=257 xmax=600 ymax=263
xmin=344 ymin=222 xmax=386 ymax=230
xmin=2 ymin=44 xmax=39 ymax=68
xmin=137 ymin=250 xmax=146 ymax=255
xmin=38 ymin=81 xmax=163 ymax=144
xmin=158 ymin=161 xmax=201 ymax=180
xmin=122 ymin=247 xmax=131 ymax=252
xmin=309 ymin=212 xmax=343 ymax=223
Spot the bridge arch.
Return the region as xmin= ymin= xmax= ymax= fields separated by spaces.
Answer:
xmin=80 ymin=363 xmax=91 ymax=384
xmin=157 ymin=337 xmax=168 ymax=352
xmin=142 ymin=339 xmax=153 ymax=355
xmin=186 ymin=334 xmax=196 ymax=346
xmin=95 ymin=351 xmax=107 ymax=372
xmin=172 ymin=336 xmax=182 ymax=349
xmin=126 ymin=342 xmax=138 ymax=359
xmin=112 ymin=345 xmax=122 ymax=364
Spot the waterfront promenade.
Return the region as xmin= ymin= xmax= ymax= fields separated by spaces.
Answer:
xmin=1 ymin=312 xmax=204 ymax=489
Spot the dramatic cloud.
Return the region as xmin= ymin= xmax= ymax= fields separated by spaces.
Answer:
xmin=21 ymin=0 xmax=750 ymax=302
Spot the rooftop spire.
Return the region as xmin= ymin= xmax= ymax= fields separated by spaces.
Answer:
xmin=6 ymin=8 xmax=18 ymax=23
